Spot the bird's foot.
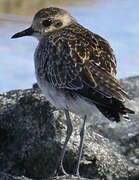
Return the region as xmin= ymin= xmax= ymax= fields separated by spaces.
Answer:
xmin=74 ymin=171 xmax=81 ymax=178
xmin=53 ymin=164 xmax=70 ymax=177
xmin=52 ymin=164 xmax=82 ymax=180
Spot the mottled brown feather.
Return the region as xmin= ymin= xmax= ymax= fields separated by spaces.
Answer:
xmin=37 ymin=23 xmax=129 ymax=102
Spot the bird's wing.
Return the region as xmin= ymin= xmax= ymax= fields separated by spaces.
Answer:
xmin=88 ymin=33 xmax=117 ymax=77
xmin=45 ymin=30 xmax=129 ymax=102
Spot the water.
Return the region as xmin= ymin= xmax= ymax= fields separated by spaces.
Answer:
xmin=0 ymin=0 xmax=139 ymax=93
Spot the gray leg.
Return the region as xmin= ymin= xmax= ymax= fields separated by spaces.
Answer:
xmin=55 ymin=110 xmax=73 ymax=175
xmin=75 ymin=115 xmax=87 ymax=176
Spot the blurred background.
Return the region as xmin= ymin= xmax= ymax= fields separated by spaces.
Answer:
xmin=0 ymin=0 xmax=139 ymax=93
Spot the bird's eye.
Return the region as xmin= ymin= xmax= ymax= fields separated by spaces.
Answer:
xmin=54 ymin=20 xmax=63 ymax=28
xmin=42 ymin=19 xmax=52 ymax=27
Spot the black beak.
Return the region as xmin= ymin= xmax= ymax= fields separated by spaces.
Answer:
xmin=11 ymin=27 xmax=34 ymax=39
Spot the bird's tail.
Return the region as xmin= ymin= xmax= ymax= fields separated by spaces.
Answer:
xmin=96 ymin=104 xmax=135 ymax=122
xmin=123 ymin=107 xmax=135 ymax=114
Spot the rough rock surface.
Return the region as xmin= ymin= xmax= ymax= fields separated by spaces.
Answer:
xmin=0 ymin=172 xmax=33 ymax=180
xmin=0 ymin=76 xmax=139 ymax=180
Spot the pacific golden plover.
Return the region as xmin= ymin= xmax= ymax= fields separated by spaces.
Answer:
xmin=11 ymin=7 xmax=134 ymax=177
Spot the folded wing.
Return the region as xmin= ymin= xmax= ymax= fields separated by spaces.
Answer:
xmin=45 ymin=29 xmax=129 ymax=103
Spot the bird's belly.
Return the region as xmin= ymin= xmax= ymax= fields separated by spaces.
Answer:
xmin=37 ymin=77 xmax=98 ymax=117
xmin=37 ymin=77 xmax=67 ymax=109
xmin=66 ymin=95 xmax=99 ymax=118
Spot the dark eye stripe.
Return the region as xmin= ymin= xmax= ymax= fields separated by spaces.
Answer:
xmin=42 ymin=19 xmax=52 ymax=27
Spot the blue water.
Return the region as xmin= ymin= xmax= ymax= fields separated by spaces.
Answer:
xmin=0 ymin=0 xmax=139 ymax=93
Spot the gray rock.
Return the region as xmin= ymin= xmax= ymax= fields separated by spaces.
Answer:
xmin=120 ymin=76 xmax=139 ymax=99
xmin=0 ymin=172 xmax=33 ymax=180
xmin=0 ymin=76 xmax=139 ymax=180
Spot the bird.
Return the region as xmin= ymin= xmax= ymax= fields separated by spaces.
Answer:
xmin=11 ymin=7 xmax=134 ymax=177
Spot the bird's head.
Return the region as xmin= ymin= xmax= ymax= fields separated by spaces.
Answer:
xmin=11 ymin=7 xmax=76 ymax=40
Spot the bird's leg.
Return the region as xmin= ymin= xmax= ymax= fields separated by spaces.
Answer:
xmin=75 ymin=115 xmax=87 ymax=177
xmin=55 ymin=110 xmax=73 ymax=176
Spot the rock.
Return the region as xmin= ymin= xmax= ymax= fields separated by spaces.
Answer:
xmin=0 ymin=172 xmax=91 ymax=180
xmin=0 ymin=76 xmax=139 ymax=180
xmin=120 ymin=76 xmax=139 ymax=99
xmin=51 ymin=175 xmax=94 ymax=180
xmin=0 ymin=172 xmax=33 ymax=180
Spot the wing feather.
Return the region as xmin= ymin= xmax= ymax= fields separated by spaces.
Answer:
xmin=84 ymin=63 xmax=129 ymax=101
xmin=44 ymin=25 xmax=129 ymax=102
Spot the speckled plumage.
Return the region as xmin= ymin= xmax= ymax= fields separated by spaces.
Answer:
xmin=31 ymin=8 xmax=134 ymax=122
xmin=12 ymin=7 xmax=134 ymax=176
